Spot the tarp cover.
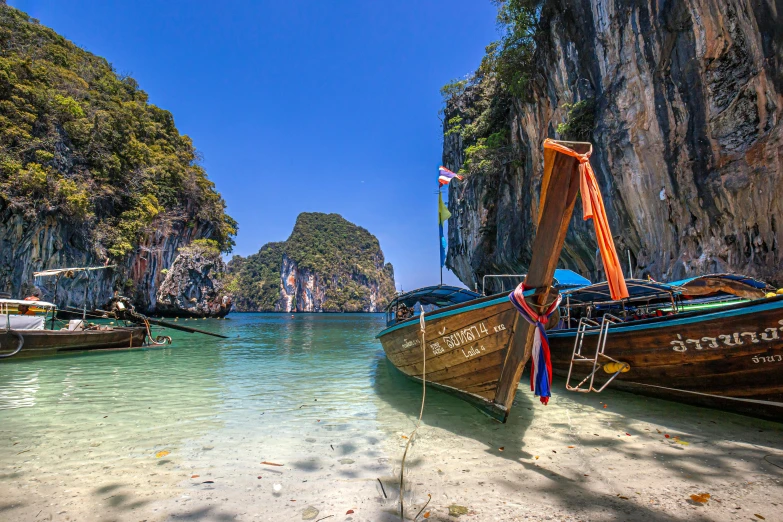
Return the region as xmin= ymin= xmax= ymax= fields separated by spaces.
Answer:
xmin=1 ymin=315 xmax=45 ymax=330
xmin=387 ymin=285 xmax=480 ymax=311
xmin=667 ymin=273 xmax=772 ymax=299
xmin=553 ymin=269 xmax=591 ymax=289
xmin=563 ymin=279 xmax=682 ymax=304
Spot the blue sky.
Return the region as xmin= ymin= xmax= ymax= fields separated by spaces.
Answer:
xmin=11 ymin=0 xmax=498 ymax=290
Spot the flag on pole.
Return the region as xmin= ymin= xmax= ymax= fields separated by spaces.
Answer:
xmin=438 ymin=166 xmax=463 ymax=186
xmin=438 ymin=192 xmax=451 ymax=267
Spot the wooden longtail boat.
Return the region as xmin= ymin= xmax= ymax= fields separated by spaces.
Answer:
xmin=377 ymin=140 xmax=603 ymax=421
xmin=547 ymin=277 xmax=783 ymax=421
xmin=1 ymin=298 xmax=146 ymax=360
xmin=2 ymin=266 xmax=228 ymax=360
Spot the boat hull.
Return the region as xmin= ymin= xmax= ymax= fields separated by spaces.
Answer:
xmin=377 ymin=296 xmax=520 ymax=421
xmin=548 ymin=296 xmax=783 ymax=421
xmin=0 ymin=327 xmax=147 ymax=360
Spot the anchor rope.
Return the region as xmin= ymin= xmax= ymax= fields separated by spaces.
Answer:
xmin=399 ymin=308 xmax=427 ymax=520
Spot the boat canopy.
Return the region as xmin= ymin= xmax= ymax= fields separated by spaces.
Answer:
xmin=33 ymin=265 xmax=116 ymax=278
xmin=668 ymin=273 xmax=772 ymax=300
xmin=553 ymin=269 xmax=591 ymax=289
xmin=386 ymin=285 xmax=480 ymax=311
xmin=562 ymin=279 xmax=683 ymax=305
xmin=0 ymin=298 xmax=56 ymax=308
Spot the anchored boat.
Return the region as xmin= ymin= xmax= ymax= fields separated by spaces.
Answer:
xmin=547 ymin=275 xmax=783 ymax=421
xmin=0 ymin=297 xmax=147 ymax=359
xmin=1 ymin=266 xmax=227 ymax=360
xmin=377 ymin=139 xmax=630 ymax=421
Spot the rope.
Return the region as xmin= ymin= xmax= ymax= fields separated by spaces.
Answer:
xmin=0 ymin=331 xmax=24 ymax=358
xmin=509 ymin=284 xmax=562 ymax=404
xmin=143 ymin=319 xmax=172 ymax=346
xmin=399 ymin=309 xmax=427 ymax=521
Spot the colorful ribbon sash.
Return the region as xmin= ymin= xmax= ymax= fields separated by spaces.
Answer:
xmin=509 ymin=284 xmax=562 ymax=404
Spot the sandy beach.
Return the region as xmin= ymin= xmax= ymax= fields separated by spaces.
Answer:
xmin=2 ymin=360 xmax=781 ymax=522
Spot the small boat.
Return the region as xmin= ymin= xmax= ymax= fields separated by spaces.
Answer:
xmin=547 ymin=274 xmax=783 ymax=421
xmin=1 ymin=298 xmax=146 ymax=359
xmin=1 ymin=265 xmax=227 ymax=360
xmin=377 ymin=139 xmax=629 ymax=421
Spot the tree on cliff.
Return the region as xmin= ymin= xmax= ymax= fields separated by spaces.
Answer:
xmin=0 ymin=5 xmax=236 ymax=260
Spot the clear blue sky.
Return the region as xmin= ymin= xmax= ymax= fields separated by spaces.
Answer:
xmin=11 ymin=0 xmax=499 ymax=290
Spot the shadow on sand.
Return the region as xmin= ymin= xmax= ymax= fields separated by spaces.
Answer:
xmin=372 ymin=357 xmax=783 ymax=521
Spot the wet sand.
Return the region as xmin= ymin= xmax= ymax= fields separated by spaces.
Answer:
xmin=2 ymin=370 xmax=781 ymax=522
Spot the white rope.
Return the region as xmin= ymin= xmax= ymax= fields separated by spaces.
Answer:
xmin=399 ymin=308 xmax=427 ymax=520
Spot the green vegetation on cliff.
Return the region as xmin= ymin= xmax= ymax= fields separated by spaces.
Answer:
xmin=440 ymin=0 xmax=542 ymax=177
xmin=0 ymin=5 xmax=236 ymax=257
xmin=226 ymin=213 xmax=396 ymax=312
xmin=224 ymin=242 xmax=286 ymax=312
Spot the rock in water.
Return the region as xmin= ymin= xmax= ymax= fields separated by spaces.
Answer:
xmin=155 ymin=240 xmax=232 ymax=318
xmin=226 ymin=213 xmax=396 ymax=312
xmin=442 ymin=0 xmax=783 ymax=289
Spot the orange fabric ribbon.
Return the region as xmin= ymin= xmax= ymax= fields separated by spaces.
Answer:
xmin=543 ymin=139 xmax=629 ymax=300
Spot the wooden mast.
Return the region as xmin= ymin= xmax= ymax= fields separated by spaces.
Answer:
xmin=492 ymin=140 xmax=591 ymax=419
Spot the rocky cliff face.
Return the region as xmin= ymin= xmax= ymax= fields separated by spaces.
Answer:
xmin=155 ymin=241 xmax=231 ymax=318
xmin=226 ymin=213 xmax=396 ymax=312
xmin=0 ymin=5 xmax=235 ymax=311
xmin=444 ymin=0 xmax=783 ymax=289
xmin=0 ymin=211 xmax=217 ymax=313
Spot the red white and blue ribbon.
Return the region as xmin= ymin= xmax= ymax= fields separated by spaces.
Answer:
xmin=509 ymin=283 xmax=562 ymax=404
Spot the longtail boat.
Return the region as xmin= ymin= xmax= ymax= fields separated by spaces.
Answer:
xmin=0 ymin=298 xmax=147 ymax=359
xmin=377 ymin=139 xmax=628 ymax=421
xmin=1 ymin=266 xmax=227 ymax=360
xmin=547 ymin=275 xmax=783 ymax=421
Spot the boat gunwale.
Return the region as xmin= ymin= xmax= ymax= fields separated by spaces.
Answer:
xmin=376 ymin=292 xmax=510 ymax=338
xmin=548 ymin=293 xmax=783 ymax=338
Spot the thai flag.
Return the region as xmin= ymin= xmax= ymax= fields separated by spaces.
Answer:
xmin=438 ymin=166 xmax=463 ymax=186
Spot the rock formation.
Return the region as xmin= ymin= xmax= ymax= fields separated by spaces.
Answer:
xmin=226 ymin=213 xmax=396 ymax=312
xmin=0 ymin=5 xmax=236 ymax=312
xmin=443 ymin=0 xmax=783 ymax=289
xmin=155 ymin=241 xmax=231 ymax=318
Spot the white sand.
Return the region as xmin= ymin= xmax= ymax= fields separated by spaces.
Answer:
xmin=2 ymin=377 xmax=781 ymax=522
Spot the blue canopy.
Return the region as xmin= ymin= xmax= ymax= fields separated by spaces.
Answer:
xmin=553 ymin=269 xmax=591 ymax=290
xmin=387 ymin=285 xmax=480 ymax=311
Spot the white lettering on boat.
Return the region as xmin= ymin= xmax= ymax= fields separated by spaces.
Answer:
xmin=752 ymin=354 xmax=783 ymax=363
xmin=671 ymin=319 xmax=783 ymax=352
xmin=460 ymin=345 xmax=486 ymax=359
xmin=429 ymin=341 xmax=445 ymax=356
xmin=401 ymin=338 xmax=420 ymax=350
xmin=442 ymin=322 xmax=494 ymax=349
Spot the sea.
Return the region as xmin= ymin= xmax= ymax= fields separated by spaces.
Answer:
xmin=2 ymin=314 xmax=782 ymax=522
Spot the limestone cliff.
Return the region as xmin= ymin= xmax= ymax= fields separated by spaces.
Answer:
xmin=443 ymin=0 xmax=783 ymax=289
xmin=226 ymin=213 xmax=396 ymax=312
xmin=155 ymin=240 xmax=231 ymax=318
xmin=0 ymin=5 xmax=236 ymax=312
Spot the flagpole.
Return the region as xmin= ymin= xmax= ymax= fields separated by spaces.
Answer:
xmin=438 ymin=173 xmax=443 ymax=286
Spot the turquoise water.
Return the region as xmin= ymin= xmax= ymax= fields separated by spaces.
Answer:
xmin=0 ymin=313 xmax=490 ymax=521
xmin=4 ymin=314 xmax=782 ymax=521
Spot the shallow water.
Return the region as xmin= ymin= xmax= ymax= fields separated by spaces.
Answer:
xmin=1 ymin=313 xmax=782 ymax=522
